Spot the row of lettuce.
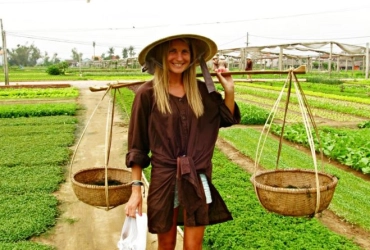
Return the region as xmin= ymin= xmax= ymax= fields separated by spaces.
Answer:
xmin=0 ymin=87 xmax=79 ymax=249
xmin=0 ymin=85 xmax=368 ymax=249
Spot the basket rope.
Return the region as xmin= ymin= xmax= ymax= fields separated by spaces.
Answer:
xmin=253 ymin=68 xmax=325 ymax=215
xmin=69 ymin=86 xmax=111 ymax=180
xmin=69 ymin=85 xmax=122 ymax=210
xmin=104 ymin=90 xmax=114 ymax=208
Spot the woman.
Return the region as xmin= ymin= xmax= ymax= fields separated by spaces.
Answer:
xmin=245 ymin=56 xmax=253 ymax=80
xmin=125 ymin=33 xmax=240 ymax=250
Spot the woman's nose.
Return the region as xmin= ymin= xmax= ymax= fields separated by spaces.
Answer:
xmin=174 ymin=52 xmax=183 ymax=60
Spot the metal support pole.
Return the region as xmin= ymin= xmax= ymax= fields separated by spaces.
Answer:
xmin=366 ymin=43 xmax=369 ymax=79
xmin=279 ymin=47 xmax=283 ymax=71
xmin=1 ymin=19 xmax=9 ymax=85
xmin=329 ymin=42 xmax=332 ymax=77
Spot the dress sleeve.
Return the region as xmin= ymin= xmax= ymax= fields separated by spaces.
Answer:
xmin=210 ymin=90 xmax=241 ymax=128
xmin=125 ymin=83 xmax=152 ymax=168
xmin=219 ymin=100 xmax=241 ymax=128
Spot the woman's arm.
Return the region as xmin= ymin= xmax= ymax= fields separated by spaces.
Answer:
xmin=215 ymin=72 xmax=235 ymax=114
xmin=125 ymin=164 xmax=144 ymax=217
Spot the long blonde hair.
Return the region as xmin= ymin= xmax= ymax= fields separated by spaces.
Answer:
xmin=152 ymin=38 xmax=204 ymax=118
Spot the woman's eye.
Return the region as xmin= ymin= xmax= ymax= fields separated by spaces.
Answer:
xmin=182 ymin=50 xmax=190 ymax=55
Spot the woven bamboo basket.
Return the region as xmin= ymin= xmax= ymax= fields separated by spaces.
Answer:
xmin=250 ymin=169 xmax=338 ymax=216
xmin=70 ymin=87 xmax=135 ymax=210
xmin=250 ymin=68 xmax=338 ymax=217
xmin=72 ymin=167 xmax=132 ymax=207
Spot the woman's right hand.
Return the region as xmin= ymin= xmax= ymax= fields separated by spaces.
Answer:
xmin=125 ymin=186 xmax=143 ymax=217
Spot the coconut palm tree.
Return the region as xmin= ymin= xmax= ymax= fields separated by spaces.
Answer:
xmin=108 ymin=47 xmax=115 ymax=59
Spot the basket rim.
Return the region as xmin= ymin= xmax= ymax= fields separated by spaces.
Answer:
xmin=71 ymin=167 xmax=132 ymax=189
xmin=250 ymin=168 xmax=338 ymax=194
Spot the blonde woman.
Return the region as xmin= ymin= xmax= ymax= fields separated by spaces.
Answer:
xmin=125 ymin=34 xmax=240 ymax=250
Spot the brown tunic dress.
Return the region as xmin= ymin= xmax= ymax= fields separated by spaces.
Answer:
xmin=126 ymin=79 xmax=241 ymax=234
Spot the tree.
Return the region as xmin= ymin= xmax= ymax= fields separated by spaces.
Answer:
xmin=43 ymin=51 xmax=51 ymax=66
xmin=58 ymin=61 xmax=69 ymax=74
xmin=71 ymin=48 xmax=82 ymax=62
xmin=128 ymin=46 xmax=135 ymax=58
xmin=93 ymin=41 xmax=96 ymax=59
xmin=122 ymin=48 xmax=128 ymax=59
xmin=107 ymin=47 xmax=115 ymax=59
xmin=7 ymin=43 xmax=41 ymax=66
xmin=52 ymin=53 xmax=60 ymax=64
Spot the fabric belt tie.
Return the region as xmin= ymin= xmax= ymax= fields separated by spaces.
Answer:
xmin=177 ymin=156 xmax=203 ymax=214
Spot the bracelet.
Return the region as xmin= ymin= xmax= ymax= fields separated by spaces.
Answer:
xmin=131 ymin=180 xmax=145 ymax=197
xmin=131 ymin=180 xmax=144 ymax=186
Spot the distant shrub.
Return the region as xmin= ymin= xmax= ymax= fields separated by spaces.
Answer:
xmin=46 ymin=65 xmax=61 ymax=75
xmin=46 ymin=61 xmax=69 ymax=75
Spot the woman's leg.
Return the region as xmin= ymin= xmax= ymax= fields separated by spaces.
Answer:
xmin=183 ymin=224 xmax=205 ymax=250
xmin=183 ymin=204 xmax=208 ymax=250
xmin=157 ymin=207 xmax=179 ymax=250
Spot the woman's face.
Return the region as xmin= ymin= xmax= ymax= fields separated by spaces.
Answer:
xmin=167 ymin=39 xmax=191 ymax=75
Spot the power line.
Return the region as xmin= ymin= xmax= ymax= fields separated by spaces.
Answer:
xmin=7 ymin=32 xmax=131 ymax=48
xmin=10 ymin=24 xmax=168 ymax=33
xmin=178 ymin=5 xmax=370 ymax=27
xmin=250 ymin=33 xmax=370 ymax=42
xmin=0 ymin=0 xmax=80 ymax=4
xmin=6 ymin=5 xmax=370 ymax=33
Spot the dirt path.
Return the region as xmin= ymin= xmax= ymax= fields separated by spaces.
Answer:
xmin=33 ymin=82 xmax=183 ymax=250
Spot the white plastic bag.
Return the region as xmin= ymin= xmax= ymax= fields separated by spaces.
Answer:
xmin=117 ymin=212 xmax=148 ymax=250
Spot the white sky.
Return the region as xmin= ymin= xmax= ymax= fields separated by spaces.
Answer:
xmin=1 ymin=0 xmax=370 ymax=60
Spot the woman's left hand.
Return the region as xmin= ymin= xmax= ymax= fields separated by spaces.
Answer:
xmin=215 ymin=70 xmax=235 ymax=114
xmin=215 ymin=70 xmax=234 ymax=93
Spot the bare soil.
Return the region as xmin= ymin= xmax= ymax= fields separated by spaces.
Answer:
xmin=28 ymin=81 xmax=369 ymax=249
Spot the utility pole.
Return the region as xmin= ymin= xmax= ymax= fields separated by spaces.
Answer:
xmin=1 ymin=19 xmax=9 ymax=85
xmin=79 ymin=53 xmax=82 ymax=77
xmin=243 ymin=32 xmax=249 ymax=71
xmin=366 ymin=43 xmax=369 ymax=79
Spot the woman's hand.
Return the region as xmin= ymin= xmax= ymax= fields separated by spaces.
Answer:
xmin=125 ymin=165 xmax=144 ymax=217
xmin=125 ymin=186 xmax=143 ymax=217
xmin=215 ymin=70 xmax=234 ymax=93
xmin=215 ymin=71 xmax=235 ymax=114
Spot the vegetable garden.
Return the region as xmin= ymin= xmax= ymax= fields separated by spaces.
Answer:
xmin=0 ymin=69 xmax=369 ymax=249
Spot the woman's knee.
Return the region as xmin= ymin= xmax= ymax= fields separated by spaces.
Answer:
xmin=157 ymin=208 xmax=179 ymax=250
xmin=183 ymin=226 xmax=205 ymax=250
xmin=157 ymin=227 xmax=177 ymax=250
